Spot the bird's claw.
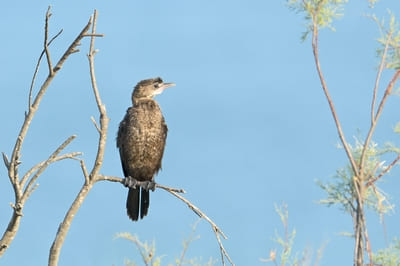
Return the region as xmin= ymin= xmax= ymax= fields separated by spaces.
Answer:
xmin=124 ymin=176 xmax=138 ymax=188
xmin=124 ymin=176 xmax=156 ymax=191
xmin=144 ymin=181 xmax=156 ymax=191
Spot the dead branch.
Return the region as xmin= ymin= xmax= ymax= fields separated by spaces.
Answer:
xmin=159 ymin=185 xmax=234 ymax=266
xmin=96 ymin=174 xmax=235 ymax=265
xmin=0 ymin=6 xmax=91 ymax=258
xmin=48 ymin=9 xmax=106 ymax=266
xmin=29 ymin=27 xmax=63 ymax=109
xmin=44 ymin=6 xmax=54 ymax=76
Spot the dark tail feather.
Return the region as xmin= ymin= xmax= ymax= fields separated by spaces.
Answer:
xmin=127 ymin=188 xmax=140 ymax=221
xmin=140 ymin=188 xmax=150 ymax=219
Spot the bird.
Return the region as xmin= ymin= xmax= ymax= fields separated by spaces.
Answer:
xmin=117 ymin=77 xmax=175 ymax=221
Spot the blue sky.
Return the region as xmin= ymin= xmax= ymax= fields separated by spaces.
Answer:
xmin=1 ymin=1 xmax=400 ymax=265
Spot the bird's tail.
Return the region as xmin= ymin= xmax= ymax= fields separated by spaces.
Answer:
xmin=140 ymin=189 xmax=150 ymax=219
xmin=126 ymin=187 xmax=150 ymax=221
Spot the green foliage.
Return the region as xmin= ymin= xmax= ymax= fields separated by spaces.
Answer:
xmin=115 ymin=222 xmax=215 ymax=266
xmin=372 ymin=11 xmax=400 ymax=69
xmin=287 ymin=0 xmax=347 ymax=40
xmin=373 ymin=238 xmax=400 ymax=266
xmin=261 ymin=203 xmax=324 ymax=266
xmin=368 ymin=0 xmax=381 ymax=9
xmin=115 ymin=233 xmax=161 ymax=266
xmin=317 ymin=139 xmax=395 ymax=218
xmin=274 ymin=203 xmax=297 ymax=265
xmin=394 ymin=122 xmax=400 ymax=134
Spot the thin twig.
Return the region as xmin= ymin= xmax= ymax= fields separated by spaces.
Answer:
xmin=2 ymin=152 xmax=10 ymax=170
xmin=79 ymin=159 xmax=90 ymax=184
xmin=371 ymin=33 xmax=391 ymax=123
xmin=44 ymin=6 xmax=54 ymax=76
xmin=156 ymin=183 xmax=186 ymax=193
xmin=86 ymin=9 xmax=108 ymax=180
xmin=159 ymin=186 xmax=235 ymax=265
xmin=367 ymin=154 xmax=400 ymax=187
xmin=29 ymin=28 xmax=63 ymax=109
xmin=177 ymin=220 xmax=201 ymax=266
xmin=20 ymin=135 xmax=77 ymax=189
xmin=52 ymin=17 xmax=93 ymax=73
xmin=90 ymin=116 xmax=101 ymax=133
xmin=360 ymin=69 xmax=400 ymax=174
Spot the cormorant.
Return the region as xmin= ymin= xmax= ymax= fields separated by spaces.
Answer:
xmin=117 ymin=77 xmax=175 ymax=221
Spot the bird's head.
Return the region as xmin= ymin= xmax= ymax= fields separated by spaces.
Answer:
xmin=132 ymin=77 xmax=175 ymax=103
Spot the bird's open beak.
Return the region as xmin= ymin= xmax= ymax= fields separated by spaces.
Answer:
xmin=154 ymin=82 xmax=176 ymax=95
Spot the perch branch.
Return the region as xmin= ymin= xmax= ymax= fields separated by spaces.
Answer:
xmin=159 ymin=186 xmax=234 ymax=266
xmin=95 ymin=174 xmax=234 ymax=265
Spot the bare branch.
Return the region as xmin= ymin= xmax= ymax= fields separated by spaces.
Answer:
xmin=156 ymin=183 xmax=186 ymax=193
xmin=87 ymin=10 xmax=106 ymax=114
xmin=90 ymin=116 xmax=101 ymax=133
xmin=97 ymin=174 xmax=124 ymax=183
xmin=29 ymin=28 xmax=63 ymax=109
xmin=2 ymin=152 xmax=10 ymax=170
xmin=79 ymin=159 xmax=90 ymax=184
xmin=44 ymin=6 xmax=54 ymax=76
xmin=83 ymin=33 xmax=105 ymax=37
xmin=22 ymin=151 xmax=81 ymax=187
xmin=25 ymin=183 xmax=39 ymax=200
xmin=49 ymin=10 xmax=106 ymax=266
xmin=20 ymin=135 xmax=77 ymax=190
xmin=159 ymin=186 xmax=234 ymax=265
xmin=97 ymin=174 xmax=235 ymax=265
xmin=86 ymin=10 xmax=107 ymax=180
xmin=371 ymin=33 xmax=391 ymax=123
xmin=49 ymin=182 xmax=94 ymax=266
xmin=1 ymin=7 xmax=98 ymax=258
xmin=9 ymin=7 xmax=94 ymax=185
xmin=52 ymin=16 xmax=93 ymax=73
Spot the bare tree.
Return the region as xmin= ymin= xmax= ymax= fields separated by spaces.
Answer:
xmin=1 ymin=7 xmax=234 ymax=266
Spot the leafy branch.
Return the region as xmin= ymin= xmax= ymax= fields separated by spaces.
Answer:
xmin=288 ymin=1 xmax=400 ymax=265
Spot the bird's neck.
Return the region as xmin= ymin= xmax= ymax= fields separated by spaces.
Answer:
xmin=133 ymin=97 xmax=156 ymax=107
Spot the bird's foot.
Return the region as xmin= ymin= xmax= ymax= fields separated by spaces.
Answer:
xmin=124 ymin=177 xmax=156 ymax=191
xmin=124 ymin=176 xmax=139 ymax=188
xmin=143 ymin=180 xmax=156 ymax=191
